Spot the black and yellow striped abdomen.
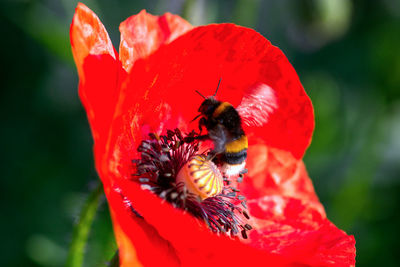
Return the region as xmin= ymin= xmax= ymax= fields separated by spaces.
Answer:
xmin=197 ymin=96 xmax=248 ymax=175
xmin=223 ymin=135 xmax=248 ymax=165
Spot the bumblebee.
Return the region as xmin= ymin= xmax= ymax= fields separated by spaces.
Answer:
xmin=193 ymin=79 xmax=248 ymax=177
xmin=193 ymin=79 xmax=277 ymax=177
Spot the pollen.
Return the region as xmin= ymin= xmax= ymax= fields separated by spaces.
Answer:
xmin=176 ymin=155 xmax=223 ymax=200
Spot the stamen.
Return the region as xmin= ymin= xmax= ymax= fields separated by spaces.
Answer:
xmin=130 ymin=128 xmax=252 ymax=238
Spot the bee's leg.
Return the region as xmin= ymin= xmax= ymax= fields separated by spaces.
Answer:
xmin=206 ymin=151 xmax=217 ymax=161
xmin=207 ymin=124 xmax=227 ymax=160
xmin=196 ymin=135 xmax=209 ymax=141
xmin=184 ymin=134 xmax=210 ymax=144
xmin=199 ymin=117 xmax=207 ymax=134
xmin=239 ymin=168 xmax=248 ymax=175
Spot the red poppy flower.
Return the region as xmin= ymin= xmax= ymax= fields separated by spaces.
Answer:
xmin=70 ymin=3 xmax=355 ymax=266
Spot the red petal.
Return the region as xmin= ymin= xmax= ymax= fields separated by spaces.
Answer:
xmin=70 ymin=9 xmax=354 ymax=265
xmin=241 ymin=147 xmax=355 ymax=266
xmin=119 ymin=10 xmax=193 ymax=72
xmin=247 ymin=199 xmax=356 ymax=267
xmin=112 ymin=24 xmax=313 ymax=161
xmin=241 ymin=145 xmax=323 ymax=203
xmin=70 ymin=3 xmax=116 ymax=77
xmin=70 ymin=3 xmax=122 ymax=156
xmin=112 ymin=178 xmax=291 ymax=266
xmin=99 ymin=23 xmax=354 ymax=265
xmin=106 ymin=185 xmax=180 ymax=266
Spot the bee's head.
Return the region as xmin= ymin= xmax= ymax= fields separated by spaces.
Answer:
xmin=198 ymin=97 xmax=220 ymax=117
xmin=193 ymin=78 xmax=222 ymax=120
xmin=196 ymin=78 xmax=222 ymax=117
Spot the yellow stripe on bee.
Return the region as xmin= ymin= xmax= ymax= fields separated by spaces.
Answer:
xmin=225 ymin=135 xmax=248 ymax=153
xmin=212 ymin=102 xmax=232 ymax=117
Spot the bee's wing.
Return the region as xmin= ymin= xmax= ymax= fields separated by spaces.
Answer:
xmin=236 ymin=83 xmax=278 ymax=127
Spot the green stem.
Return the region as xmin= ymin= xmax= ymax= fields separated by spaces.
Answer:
xmin=108 ymin=250 xmax=120 ymax=267
xmin=66 ymin=183 xmax=103 ymax=267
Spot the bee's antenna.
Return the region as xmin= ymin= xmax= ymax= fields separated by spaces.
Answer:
xmin=213 ymin=78 xmax=222 ymax=97
xmin=195 ymin=90 xmax=206 ymax=99
xmin=190 ymin=113 xmax=202 ymax=122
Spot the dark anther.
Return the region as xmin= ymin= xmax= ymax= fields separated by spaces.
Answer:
xmin=226 ymin=192 xmax=236 ymax=197
xmin=244 ymin=224 xmax=253 ymax=230
xmin=241 ymin=229 xmax=248 ymax=239
xmin=167 ymin=129 xmax=175 ymax=139
xmin=131 ymin=128 xmax=251 ymax=238
xmin=183 ymin=136 xmax=194 ymax=143
xmin=174 ymin=128 xmax=183 ymax=140
xmin=148 ymin=132 xmax=157 ymax=140
xmin=238 ymin=195 xmax=245 ymax=200
xmin=243 ymin=211 xmax=250 ymax=219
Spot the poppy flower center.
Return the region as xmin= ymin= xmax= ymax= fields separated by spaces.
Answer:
xmin=176 ymin=154 xmax=224 ymax=200
xmin=132 ymin=128 xmax=252 ymax=238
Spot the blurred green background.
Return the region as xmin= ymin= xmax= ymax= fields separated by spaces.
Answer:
xmin=1 ymin=0 xmax=399 ymax=266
